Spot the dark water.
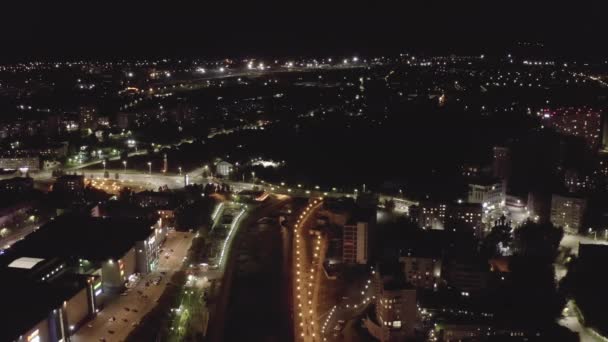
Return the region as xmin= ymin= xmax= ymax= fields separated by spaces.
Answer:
xmin=224 ymin=221 xmax=292 ymax=342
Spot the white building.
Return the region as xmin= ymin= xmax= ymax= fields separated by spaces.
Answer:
xmin=468 ymin=179 xmax=505 ymax=208
xmin=216 ymin=161 xmax=234 ymax=177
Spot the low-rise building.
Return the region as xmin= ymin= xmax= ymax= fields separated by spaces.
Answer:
xmin=418 ymin=201 xmax=483 ymax=237
xmin=399 ymin=252 xmax=442 ymax=289
xmin=53 ymin=175 xmax=85 ymax=195
xmin=467 ymin=178 xmax=505 ymax=208
xmin=215 ymin=161 xmax=233 ymax=177
xmin=444 ymin=258 xmax=489 ymax=294
xmin=0 ymin=177 xmax=33 ymax=194
xmin=370 ymin=263 xmax=417 ymax=341
xmin=0 ymin=215 xmax=166 ymax=292
xmin=0 ymin=155 xmax=40 ymax=172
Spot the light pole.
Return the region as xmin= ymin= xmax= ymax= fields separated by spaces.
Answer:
xmin=178 ymin=166 xmax=182 ymax=175
xmin=102 ymin=160 xmax=106 ymax=172
xmin=147 ymin=162 xmax=152 ymax=174
xmin=251 ymin=171 xmax=255 ymax=182
xmin=123 ymin=160 xmax=127 ymax=173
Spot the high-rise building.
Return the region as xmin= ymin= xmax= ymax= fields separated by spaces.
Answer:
xmin=550 ymin=194 xmax=587 ymax=234
xmin=342 ymin=222 xmax=368 ymax=264
xmin=79 ymin=106 xmax=98 ymax=131
xmin=115 ymin=112 xmax=132 ymax=130
xmin=492 ymin=146 xmax=511 ymax=180
xmin=527 ymin=191 xmax=551 ymax=223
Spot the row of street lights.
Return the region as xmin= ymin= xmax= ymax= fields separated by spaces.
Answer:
xmin=102 ymin=160 xmax=183 ymax=175
xmin=294 ymin=198 xmax=323 ymax=341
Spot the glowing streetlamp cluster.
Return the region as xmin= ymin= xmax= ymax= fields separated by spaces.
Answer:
xmin=321 ymin=268 xmax=376 ymax=340
xmin=293 ymin=198 xmax=324 ymax=341
xmin=321 ymin=305 xmax=337 ymax=336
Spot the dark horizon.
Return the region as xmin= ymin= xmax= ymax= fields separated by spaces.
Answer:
xmin=1 ymin=1 xmax=607 ymax=62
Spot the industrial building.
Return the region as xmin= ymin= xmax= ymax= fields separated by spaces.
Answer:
xmin=0 ymin=215 xmax=167 ymax=341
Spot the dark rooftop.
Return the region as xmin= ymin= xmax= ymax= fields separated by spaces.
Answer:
xmin=579 ymin=243 xmax=608 ymax=262
xmin=0 ymin=215 xmax=155 ymax=267
xmin=0 ymin=277 xmax=65 ymax=342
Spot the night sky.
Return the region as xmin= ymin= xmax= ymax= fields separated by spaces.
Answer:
xmin=1 ymin=1 xmax=607 ymax=61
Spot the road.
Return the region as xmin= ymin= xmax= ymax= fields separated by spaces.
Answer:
xmin=0 ymin=222 xmax=41 ymax=250
xmin=72 ymin=231 xmax=193 ymax=342
xmin=559 ymin=300 xmax=603 ymax=342
xmin=292 ymin=199 xmax=325 ymax=342
xmin=68 ymin=150 xmax=149 ymax=170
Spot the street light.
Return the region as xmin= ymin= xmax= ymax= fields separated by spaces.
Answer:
xmin=251 ymin=171 xmax=255 ymax=181
xmin=147 ymin=162 xmax=152 ymax=174
xmin=123 ymin=160 xmax=127 ymax=172
xmin=102 ymin=160 xmax=106 ymax=171
xmin=178 ymin=166 xmax=182 ymax=175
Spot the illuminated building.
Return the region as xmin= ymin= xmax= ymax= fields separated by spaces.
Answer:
xmin=418 ymin=201 xmax=483 ymax=237
xmin=418 ymin=202 xmax=447 ymax=230
xmin=492 ymin=146 xmax=511 ymax=180
xmin=0 ymin=216 xmax=166 ymax=292
xmin=342 ymin=221 xmax=368 ymax=264
xmin=467 ymin=178 xmax=505 ymax=208
xmin=215 ymin=160 xmax=234 ymax=177
xmin=564 ymin=169 xmax=595 ymax=193
xmin=134 ymin=190 xmax=177 ymax=208
xmin=78 ymin=106 xmax=98 ymax=131
xmin=53 ymin=175 xmax=84 ymax=196
xmin=399 ymin=253 xmax=442 ymax=289
xmin=0 ymin=155 xmax=40 ymax=172
xmin=370 ymin=263 xmax=417 ymax=340
xmin=550 ymin=194 xmax=587 ymax=234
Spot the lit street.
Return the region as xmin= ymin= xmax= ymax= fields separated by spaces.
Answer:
xmin=72 ymin=231 xmax=193 ymax=342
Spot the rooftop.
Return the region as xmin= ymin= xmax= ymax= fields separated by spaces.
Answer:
xmin=8 ymin=256 xmax=45 ymax=269
xmin=0 ymin=215 xmax=155 ymax=267
xmin=0 ymin=278 xmax=65 ymax=342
